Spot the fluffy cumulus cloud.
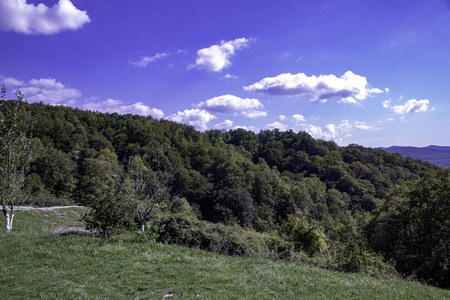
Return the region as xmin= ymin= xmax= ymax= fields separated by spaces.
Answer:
xmin=391 ymin=99 xmax=430 ymax=115
xmin=291 ymin=114 xmax=306 ymax=123
xmin=166 ymin=108 xmax=216 ymax=131
xmin=15 ymin=77 xmax=82 ymax=105
xmin=83 ymin=99 xmax=164 ymax=119
xmin=195 ymin=94 xmax=266 ymax=119
xmin=266 ymin=121 xmax=288 ymax=131
xmin=189 ymin=38 xmax=251 ymax=72
xmin=214 ymin=119 xmax=234 ymax=129
xmin=129 ymin=52 xmax=170 ymax=67
xmin=303 ymin=120 xmax=374 ymax=143
xmin=0 ymin=76 xmax=25 ymax=86
xmin=0 ymin=0 xmax=90 ymax=35
xmin=244 ymin=71 xmax=383 ymax=103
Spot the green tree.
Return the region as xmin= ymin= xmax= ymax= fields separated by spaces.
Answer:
xmin=0 ymin=89 xmax=39 ymax=232
xmin=368 ymin=169 xmax=450 ymax=288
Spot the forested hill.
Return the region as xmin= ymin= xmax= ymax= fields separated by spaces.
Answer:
xmin=380 ymin=145 xmax=450 ymax=168
xmin=4 ymin=100 xmax=449 ymax=288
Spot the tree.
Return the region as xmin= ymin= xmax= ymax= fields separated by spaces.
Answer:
xmin=113 ymin=153 xmax=174 ymax=233
xmin=80 ymin=149 xmax=129 ymax=237
xmin=368 ymin=169 xmax=450 ymax=288
xmin=0 ymin=88 xmax=39 ymax=232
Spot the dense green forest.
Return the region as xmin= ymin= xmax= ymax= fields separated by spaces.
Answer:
xmin=1 ymin=98 xmax=448 ymax=289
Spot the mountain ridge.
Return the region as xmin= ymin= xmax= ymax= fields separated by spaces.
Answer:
xmin=379 ymin=145 xmax=450 ymax=168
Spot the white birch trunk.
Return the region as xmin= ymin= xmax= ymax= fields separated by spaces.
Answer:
xmin=140 ymin=223 xmax=145 ymax=234
xmin=9 ymin=210 xmax=14 ymax=232
xmin=4 ymin=210 xmax=11 ymax=233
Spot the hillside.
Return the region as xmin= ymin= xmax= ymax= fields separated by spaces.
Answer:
xmin=380 ymin=145 xmax=450 ymax=168
xmin=1 ymin=100 xmax=448 ymax=288
xmin=1 ymin=208 xmax=449 ymax=299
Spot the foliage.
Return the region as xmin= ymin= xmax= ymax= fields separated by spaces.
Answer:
xmin=368 ymin=168 xmax=450 ymax=288
xmin=283 ymin=213 xmax=327 ymax=256
xmin=0 ymin=92 xmax=39 ymax=232
xmin=147 ymin=213 xmax=293 ymax=260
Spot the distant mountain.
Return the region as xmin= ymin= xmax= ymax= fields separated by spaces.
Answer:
xmin=379 ymin=145 xmax=450 ymax=168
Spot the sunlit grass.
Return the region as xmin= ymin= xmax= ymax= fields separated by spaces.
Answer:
xmin=0 ymin=208 xmax=449 ymax=299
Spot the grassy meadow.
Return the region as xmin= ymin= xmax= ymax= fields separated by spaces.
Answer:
xmin=0 ymin=208 xmax=449 ymax=299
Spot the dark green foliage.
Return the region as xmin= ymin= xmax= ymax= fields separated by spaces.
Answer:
xmin=368 ymin=168 xmax=450 ymax=288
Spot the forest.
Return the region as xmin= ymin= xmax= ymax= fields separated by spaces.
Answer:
xmin=1 ymin=96 xmax=448 ymax=289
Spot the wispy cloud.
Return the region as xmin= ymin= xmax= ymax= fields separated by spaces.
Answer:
xmin=0 ymin=0 xmax=90 ymax=35
xmin=189 ymin=38 xmax=252 ymax=72
xmin=130 ymin=52 xmax=170 ymax=67
xmin=244 ymin=71 xmax=382 ymax=103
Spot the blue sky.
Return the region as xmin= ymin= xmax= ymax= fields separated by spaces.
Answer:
xmin=1 ymin=0 xmax=449 ymax=147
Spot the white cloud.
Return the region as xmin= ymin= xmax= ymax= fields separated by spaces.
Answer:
xmin=354 ymin=121 xmax=373 ymax=130
xmin=385 ymin=88 xmax=390 ymax=93
xmin=224 ymin=74 xmax=238 ymax=79
xmin=189 ymin=38 xmax=251 ymax=72
xmin=0 ymin=0 xmax=90 ymax=35
xmin=244 ymin=71 xmax=382 ymax=103
xmin=302 ymin=120 xmax=375 ymax=144
xmin=266 ymin=121 xmax=288 ymax=131
xmin=277 ymin=115 xmax=286 ymax=121
xmin=291 ymin=114 xmax=306 ymax=123
xmin=195 ymin=94 xmax=263 ymax=113
xmin=83 ymin=99 xmax=164 ymax=118
xmin=241 ymin=110 xmax=267 ymax=119
xmin=234 ymin=125 xmax=257 ymax=131
xmin=392 ymin=99 xmax=430 ymax=115
xmin=166 ymin=108 xmax=216 ymax=131
xmin=383 ymin=99 xmax=391 ymax=108
xmin=15 ymin=77 xmax=82 ymax=105
xmin=27 ymin=87 xmax=81 ymax=104
xmin=0 ymin=76 xmax=25 ymax=86
xmin=130 ymin=52 xmax=170 ymax=67
xmin=29 ymin=78 xmax=65 ymax=89
xmin=214 ymin=119 xmax=234 ymax=129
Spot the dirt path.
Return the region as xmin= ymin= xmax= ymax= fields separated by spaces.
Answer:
xmin=15 ymin=206 xmax=84 ymax=211
xmin=14 ymin=206 xmax=98 ymax=236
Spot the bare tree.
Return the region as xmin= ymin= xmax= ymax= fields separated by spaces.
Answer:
xmin=0 ymin=87 xmax=38 ymax=232
xmin=112 ymin=153 xmax=175 ymax=233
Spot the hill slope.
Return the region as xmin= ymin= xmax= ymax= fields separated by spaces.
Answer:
xmin=1 ymin=208 xmax=449 ymax=299
xmin=380 ymin=145 xmax=450 ymax=168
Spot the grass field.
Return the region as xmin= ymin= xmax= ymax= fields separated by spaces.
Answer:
xmin=0 ymin=208 xmax=449 ymax=299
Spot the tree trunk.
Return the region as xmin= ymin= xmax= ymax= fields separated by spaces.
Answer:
xmin=140 ymin=223 xmax=145 ymax=234
xmin=3 ymin=209 xmax=12 ymax=233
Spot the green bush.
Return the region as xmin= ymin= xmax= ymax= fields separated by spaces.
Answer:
xmin=327 ymin=242 xmax=396 ymax=278
xmin=146 ymin=213 xmax=293 ymax=260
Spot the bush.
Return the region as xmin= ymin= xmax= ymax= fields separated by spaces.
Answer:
xmin=146 ymin=213 xmax=293 ymax=260
xmin=327 ymin=242 xmax=396 ymax=278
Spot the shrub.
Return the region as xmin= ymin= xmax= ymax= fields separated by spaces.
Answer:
xmin=146 ymin=213 xmax=293 ymax=260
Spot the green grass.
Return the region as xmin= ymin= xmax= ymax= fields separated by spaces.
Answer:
xmin=0 ymin=209 xmax=449 ymax=299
